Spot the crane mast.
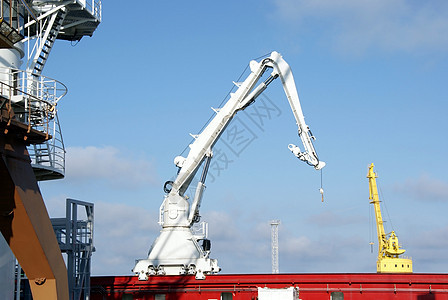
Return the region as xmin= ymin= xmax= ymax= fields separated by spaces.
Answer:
xmin=367 ymin=163 xmax=412 ymax=273
xmin=133 ymin=52 xmax=325 ymax=280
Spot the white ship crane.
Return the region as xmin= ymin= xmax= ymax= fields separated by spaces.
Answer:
xmin=133 ymin=51 xmax=325 ymax=280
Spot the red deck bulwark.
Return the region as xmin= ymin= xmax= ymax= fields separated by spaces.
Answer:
xmin=91 ymin=273 xmax=448 ymax=299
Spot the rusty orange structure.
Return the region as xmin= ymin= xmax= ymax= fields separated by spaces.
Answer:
xmin=0 ymin=105 xmax=68 ymax=299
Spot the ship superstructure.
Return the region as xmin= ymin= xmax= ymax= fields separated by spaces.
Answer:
xmin=0 ymin=1 xmax=101 ymax=299
xmin=0 ymin=0 xmax=101 ymax=181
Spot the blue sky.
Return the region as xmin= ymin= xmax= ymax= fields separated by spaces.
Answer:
xmin=39 ymin=0 xmax=448 ymax=276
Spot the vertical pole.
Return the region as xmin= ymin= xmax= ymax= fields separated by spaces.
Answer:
xmin=270 ymin=220 xmax=280 ymax=274
xmin=66 ymin=200 xmax=73 ymax=300
xmin=72 ymin=201 xmax=77 ymax=300
xmin=15 ymin=263 xmax=21 ymax=300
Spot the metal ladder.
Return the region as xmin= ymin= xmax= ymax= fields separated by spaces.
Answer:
xmin=33 ymin=140 xmax=51 ymax=165
xmin=28 ymin=7 xmax=67 ymax=76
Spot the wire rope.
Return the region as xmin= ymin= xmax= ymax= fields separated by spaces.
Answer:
xmin=369 ymin=201 xmax=375 ymax=253
xmin=377 ymin=178 xmax=395 ymax=233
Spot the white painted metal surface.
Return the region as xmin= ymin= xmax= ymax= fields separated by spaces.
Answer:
xmin=258 ymin=287 xmax=299 ymax=300
xmin=133 ymin=51 xmax=325 ymax=280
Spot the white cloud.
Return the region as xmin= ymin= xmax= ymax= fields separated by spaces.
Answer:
xmin=406 ymin=225 xmax=448 ymax=272
xmin=278 ymin=229 xmax=370 ymax=272
xmin=204 ymin=211 xmax=272 ymax=273
xmin=202 ymin=210 xmax=369 ymax=273
xmin=56 ymin=202 xmax=448 ymax=275
xmin=90 ymin=208 xmax=272 ymax=275
xmin=65 ymin=146 xmax=158 ymax=189
xmin=205 ymin=210 xmax=240 ymax=241
xmin=41 ymin=196 xmax=159 ymax=276
xmin=91 ymin=201 xmax=160 ymax=275
xmin=272 ymin=0 xmax=448 ymax=55
xmin=306 ymin=210 xmax=365 ymax=227
xmin=43 ymin=194 xmax=69 ymax=217
xmin=393 ymin=173 xmax=448 ymax=202
xmin=281 ymin=235 xmax=313 ymax=255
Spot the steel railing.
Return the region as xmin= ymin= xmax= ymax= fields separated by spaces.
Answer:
xmin=0 ymin=67 xmax=67 ymax=179
xmin=77 ymin=0 xmax=102 ymax=22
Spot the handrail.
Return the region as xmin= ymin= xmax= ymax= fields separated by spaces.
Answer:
xmin=19 ymin=0 xmax=38 ymax=22
xmin=0 ymin=68 xmax=67 ymax=104
xmin=78 ymin=0 xmax=102 ymax=22
xmin=0 ymin=67 xmax=67 ymax=179
xmin=0 ymin=67 xmax=67 ymax=135
xmin=0 ymin=1 xmax=26 ymax=43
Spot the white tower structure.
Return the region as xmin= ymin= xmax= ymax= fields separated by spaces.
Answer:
xmin=270 ymin=220 xmax=280 ymax=274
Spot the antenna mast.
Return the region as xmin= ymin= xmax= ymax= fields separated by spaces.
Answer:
xmin=270 ymin=220 xmax=280 ymax=274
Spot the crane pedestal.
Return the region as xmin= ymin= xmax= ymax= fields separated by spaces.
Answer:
xmin=377 ymin=258 xmax=413 ymax=273
xmin=133 ymin=227 xmax=220 ymax=280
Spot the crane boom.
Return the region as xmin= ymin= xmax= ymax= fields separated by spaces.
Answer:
xmin=367 ymin=163 xmax=387 ymax=256
xmin=133 ymin=52 xmax=325 ymax=280
xmin=172 ymin=51 xmax=324 ymax=197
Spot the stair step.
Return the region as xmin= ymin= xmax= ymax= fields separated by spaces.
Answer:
xmin=29 ymin=10 xmax=68 ymax=75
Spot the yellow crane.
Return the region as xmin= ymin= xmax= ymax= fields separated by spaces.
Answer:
xmin=367 ymin=163 xmax=413 ymax=273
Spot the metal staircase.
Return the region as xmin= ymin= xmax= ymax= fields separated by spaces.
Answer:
xmin=19 ymin=0 xmax=102 ymax=180
xmin=28 ymin=7 xmax=67 ymax=76
xmin=51 ymin=199 xmax=95 ymax=300
xmin=29 ymin=112 xmax=66 ymax=180
xmin=1 ymin=2 xmax=101 ymax=181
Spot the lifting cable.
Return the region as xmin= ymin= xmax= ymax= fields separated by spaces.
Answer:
xmin=378 ymin=181 xmax=395 ymax=233
xmin=319 ymin=169 xmax=324 ymax=202
xmin=369 ymin=204 xmax=374 ymax=253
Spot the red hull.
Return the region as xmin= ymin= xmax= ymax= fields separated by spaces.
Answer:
xmin=91 ymin=273 xmax=448 ymax=299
